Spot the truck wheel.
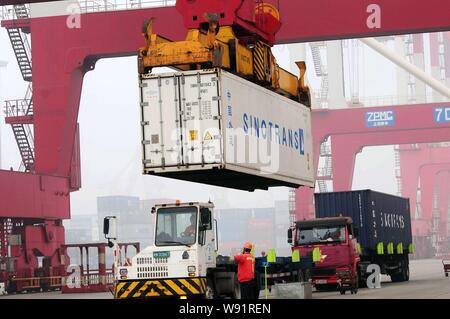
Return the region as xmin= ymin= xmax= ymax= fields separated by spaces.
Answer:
xmin=352 ymin=272 xmax=359 ymax=294
xmin=390 ymin=273 xmax=401 ymax=282
xmin=403 ymin=263 xmax=410 ymax=282
xmin=358 ymin=276 xmax=368 ymax=288
xmin=391 ymin=259 xmax=409 ymax=282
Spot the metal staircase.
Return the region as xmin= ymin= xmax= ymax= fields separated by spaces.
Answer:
xmin=310 ymin=42 xmax=329 ymax=108
xmin=2 ymin=5 xmax=35 ymax=171
xmin=310 ymin=45 xmax=323 ymax=76
xmin=288 ymin=188 xmax=296 ymax=227
xmin=0 ymin=218 xmax=13 ymax=257
xmin=11 ymin=124 xmax=34 ymax=171
xmin=394 ymin=145 xmax=402 ymax=196
xmin=13 ymin=4 xmax=29 ymax=19
xmin=316 ymin=138 xmax=333 ymax=193
xmin=6 ymin=28 xmax=32 ymax=81
xmin=320 ymin=76 xmax=329 ymax=104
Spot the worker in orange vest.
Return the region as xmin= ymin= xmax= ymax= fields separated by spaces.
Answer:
xmin=234 ymin=242 xmax=256 ymax=299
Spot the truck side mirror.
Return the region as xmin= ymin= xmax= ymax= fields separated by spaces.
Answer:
xmin=103 ymin=216 xmax=117 ymax=240
xmin=353 ymin=227 xmax=359 ymax=238
xmin=287 ymin=228 xmax=293 ymax=244
xmin=103 ymin=218 xmax=109 ymax=235
xmin=200 ymin=208 xmax=212 ymax=230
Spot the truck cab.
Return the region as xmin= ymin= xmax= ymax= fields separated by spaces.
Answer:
xmin=104 ymin=201 xmax=218 ymax=299
xmin=290 ymin=217 xmax=360 ymax=293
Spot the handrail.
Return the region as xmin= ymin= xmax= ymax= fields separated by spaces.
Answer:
xmin=78 ymin=0 xmax=176 ymax=13
xmin=4 ymin=99 xmax=32 ymax=117
xmin=1 ymin=1 xmax=175 ymax=20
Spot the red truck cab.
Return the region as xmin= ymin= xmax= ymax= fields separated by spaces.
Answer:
xmin=289 ymin=217 xmax=360 ymax=294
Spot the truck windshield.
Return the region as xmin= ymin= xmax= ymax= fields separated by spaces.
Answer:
xmin=155 ymin=207 xmax=198 ymax=246
xmin=296 ymin=226 xmax=346 ymax=245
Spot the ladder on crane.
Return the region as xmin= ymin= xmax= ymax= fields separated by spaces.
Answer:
xmin=316 ymin=138 xmax=333 ymax=193
xmin=310 ymin=42 xmax=329 ymax=109
xmin=3 ymin=4 xmax=35 ymax=172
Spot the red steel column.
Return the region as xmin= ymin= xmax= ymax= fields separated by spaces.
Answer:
xmin=98 ymin=245 xmax=106 ymax=286
xmin=330 ymin=136 xmax=360 ymax=192
xmin=295 ymin=127 xmax=325 ymax=221
xmin=398 ymin=145 xmax=423 ymax=225
xmin=437 ymin=171 xmax=450 ymax=238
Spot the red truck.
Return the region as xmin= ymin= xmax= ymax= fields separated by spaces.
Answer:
xmin=288 ymin=217 xmax=360 ymax=294
xmin=288 ymin=190 xmax=413 ymax=295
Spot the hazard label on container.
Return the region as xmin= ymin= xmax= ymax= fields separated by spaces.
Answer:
xmin=204 ymin=131 xmax=213 ymax=141
xmin=189 ymin=130 xmax=198 ymax=141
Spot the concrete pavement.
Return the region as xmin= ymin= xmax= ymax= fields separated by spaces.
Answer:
xmin=1 ymin=259 xmax=449 ymax=299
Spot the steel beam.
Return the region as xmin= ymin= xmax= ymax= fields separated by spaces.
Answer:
xmin=0 ymin=170 xmax=70 ymax=219
xmin=296 ymin=103 xmax=450 ymax=221
xmin=361 ymin=37 xmax=450 ymax=98
xmin=276 ymin=0 xmax=450 ymax=43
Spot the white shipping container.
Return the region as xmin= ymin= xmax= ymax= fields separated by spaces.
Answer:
xmin=140 ymin=69 xmax=314 ymax=191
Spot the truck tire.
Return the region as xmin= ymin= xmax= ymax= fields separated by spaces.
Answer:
xmin=357 ymin=264 xmax=368 ymax=288
xmin=351 ymin=272 xmax=359 ymax=294
xmin=402 ymin=262 xmax=410 ymax=282
xmin=390 ymin=272 xmax=402 ymax=282
xmin=391 ymin=259 xmax=409 ymax=282
xmin=358 ymin=272 xmax=368 ymax=288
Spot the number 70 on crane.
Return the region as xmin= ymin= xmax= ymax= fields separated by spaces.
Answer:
xmin=434 ymin=107 xmax=450 ymax=124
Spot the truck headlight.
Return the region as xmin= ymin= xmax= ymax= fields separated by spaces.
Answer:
xmin=188 ymin=266 xmax=196 ymax=273
xmin=119 ymin=268 xmax=128 ymax=276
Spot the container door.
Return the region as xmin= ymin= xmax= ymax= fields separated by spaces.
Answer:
xmin=141 ymin=74 xmax=183 ymax=168
xmin=179 ymin=72 xmax=222 ymax=166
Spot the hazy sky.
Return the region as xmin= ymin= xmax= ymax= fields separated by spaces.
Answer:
xmin=0 ymin=17 xmax=441 ymax=216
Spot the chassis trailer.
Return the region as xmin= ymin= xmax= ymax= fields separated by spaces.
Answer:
xmin=290 ymin=190 xmax=413 ymax=293
xmin=104 ymin=201 xmax=313 ymax=299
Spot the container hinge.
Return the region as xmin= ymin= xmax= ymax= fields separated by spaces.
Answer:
xmin=143 ymin=159 xmax=152 ymax=164
xmin=139 ymin=82 xmax=148 ymax=88
xmin=213 ymin=115 xmax=222 ymax=120
xmin=212 ymin=96 xmax=220 ymax=101
xmin=142 ymin=140 xmax=151 ymax=145
xmin=211 ymin=77 xmax=219 ymax=82
xmin=141 ymin=102 xmax=149 ymax=107
xmin=141 ymin=121 xmax=150 ymax=126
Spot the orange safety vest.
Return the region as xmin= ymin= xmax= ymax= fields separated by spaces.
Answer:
xmin=234 ymin=253 xmax=255 ymax=283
